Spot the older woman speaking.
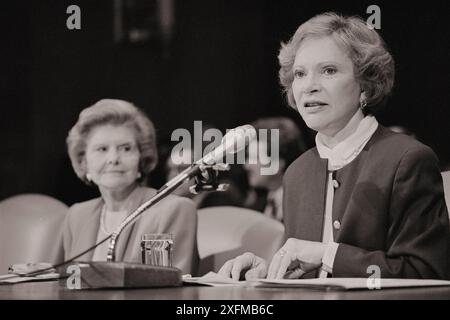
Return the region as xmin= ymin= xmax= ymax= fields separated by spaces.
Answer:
xmin=219 ymin=12 xmax=449 ymax=280
xmin=63 ymin=99 xmax=198 ymax=275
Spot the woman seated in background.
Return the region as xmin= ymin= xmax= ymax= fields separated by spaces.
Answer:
xmin=219 ymin=12 xmax=449 ymax=280
xmin=64 ymin=99 xmax=198 ymax=275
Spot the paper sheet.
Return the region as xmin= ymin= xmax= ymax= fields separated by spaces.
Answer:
xmin=250 ymin=278 xmax=450 ymax=290
xmin=183 ymin=272 xmax=450 ymax=290
xmin=183 ymin=272 xmax=246 ymax=287
xmin=0 ymin=272 xmax=60 ymax=284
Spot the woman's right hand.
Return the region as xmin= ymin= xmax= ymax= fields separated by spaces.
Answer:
xmin=218 ymin=252 xmax=268 ymax=281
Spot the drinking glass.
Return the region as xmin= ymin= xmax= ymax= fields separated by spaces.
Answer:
xmin=140 ymin=233 xmax=173 ymax=267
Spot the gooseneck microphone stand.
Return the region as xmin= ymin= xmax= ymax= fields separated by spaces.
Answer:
xmin=106 ymin=164 xmax=202 ymax=262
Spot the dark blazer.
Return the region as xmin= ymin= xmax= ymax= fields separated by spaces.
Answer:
xmin=283 ymin=126 xmax=450 ymax=279
xmin=61 ymin=187 xmax=199 ymax=275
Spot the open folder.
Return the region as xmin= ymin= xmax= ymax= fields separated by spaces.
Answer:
xmin=183 ymin=272 xmax=450 ymax=290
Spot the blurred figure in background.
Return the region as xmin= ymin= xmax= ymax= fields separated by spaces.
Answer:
xmin=243 ymin=117 xmax=308 ymax=222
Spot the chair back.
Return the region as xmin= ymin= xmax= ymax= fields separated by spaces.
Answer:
xmin=197 ymin=206 xmax=285 ymax=275
xmin=0 ymin=194 xmax=68 ymax=273
xmin=442 ymin=171 xmax=450 ymax=216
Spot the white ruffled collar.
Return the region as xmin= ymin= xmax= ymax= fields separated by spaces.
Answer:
xmin=316 ymin=114 xmax=378 ymax=170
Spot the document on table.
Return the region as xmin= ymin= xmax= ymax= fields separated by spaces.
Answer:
xmin=183 ymin=272 xmax=246 ymax=287
xmin=251 ymin=278 xmax=450 ymax=290
xmin=0 ymin=272 xmax=60 ymax=284
xmin=183 ymin=272 xmax=450 ymax=290
xmin=0 ymin=262 xmax=60 ymax=284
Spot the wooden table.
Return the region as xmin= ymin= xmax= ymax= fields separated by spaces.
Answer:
xmin=1 ymin=280 xmax=450 ymax=300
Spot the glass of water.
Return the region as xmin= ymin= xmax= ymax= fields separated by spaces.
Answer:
xmin=141 ymin=233 xmax=174 ymax=267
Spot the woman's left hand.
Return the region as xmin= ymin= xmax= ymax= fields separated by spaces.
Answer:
xmin=267 ymin=238 xmax=327 ymax=279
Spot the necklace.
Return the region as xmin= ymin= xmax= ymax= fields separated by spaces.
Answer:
xmin=100 ymin=205 xmax=112 ymax=234
xmin=100 ymin=205 xmax=129 ymax=234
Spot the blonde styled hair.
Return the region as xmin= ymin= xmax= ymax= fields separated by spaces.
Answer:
xmin=278 ymin=12 xmax=395 ymax=115
xmin=67 ymin=99 xmax=158 ymax=184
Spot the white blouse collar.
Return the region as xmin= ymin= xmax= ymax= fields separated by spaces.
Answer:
xmin=316 ymin=113 xmax=379 ymax=170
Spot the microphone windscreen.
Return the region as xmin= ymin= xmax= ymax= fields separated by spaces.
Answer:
xmin=221 ymin=124 xmax=256 ymax=155
xmin=200 ymin=124 xmax=256 ymax=165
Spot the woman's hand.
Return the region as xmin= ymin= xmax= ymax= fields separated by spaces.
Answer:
xmin=267 ymin=238 xmax=327 ymax=279
xmin=218 ymin=252 xmax=268 ymax=281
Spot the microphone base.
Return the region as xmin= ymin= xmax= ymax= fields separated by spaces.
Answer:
xmin=65 ymin=261 xmax=182 ymax=289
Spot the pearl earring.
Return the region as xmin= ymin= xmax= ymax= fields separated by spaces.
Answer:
xmin=86 ymin=173 xmax=92 ymax=182
xmin=137 ymin=172 xmax=142 ymax=179
xmin=360 ymin=100 xmax=368 ymax=111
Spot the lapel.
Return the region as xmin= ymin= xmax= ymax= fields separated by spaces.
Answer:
xmin=288 ymin=151 xmax=328 ymax=242
xmin=303 ymin=155 xmax=328 ymax=242
xmin=73 ymin=200 xmax=102 ymax=261
xmin=114 ymin=187 xmax=157 ymax=261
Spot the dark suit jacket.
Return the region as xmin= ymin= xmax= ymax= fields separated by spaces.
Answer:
xmin=283 ymin=126 xmax=450 ymax=279
xmin=61 ymin=187 xmax=199 ymax=275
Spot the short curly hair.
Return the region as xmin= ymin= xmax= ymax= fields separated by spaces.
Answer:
xmin=278 ymin=12 xmax=395 ymax=115
xmin=67 ymin=99 xmax=158 ymax=185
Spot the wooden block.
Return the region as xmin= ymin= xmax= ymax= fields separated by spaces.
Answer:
xmin=68 ymin=261 xmax=182 ymax=289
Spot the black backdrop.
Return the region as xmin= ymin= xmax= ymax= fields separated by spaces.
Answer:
xmin=1 ymin=0 xmax=449 ymax=204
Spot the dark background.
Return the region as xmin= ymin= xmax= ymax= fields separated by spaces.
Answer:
xmin=1 ymin=0 xmax=449 ymax=205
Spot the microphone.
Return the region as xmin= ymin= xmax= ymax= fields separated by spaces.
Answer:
xmin=162 ymin=124 xmax=256 ymax=191
xmin=71 ymin=125 xmax=256 ymax=289
xmin=200 ymin=124 xmax=256 ymax=165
